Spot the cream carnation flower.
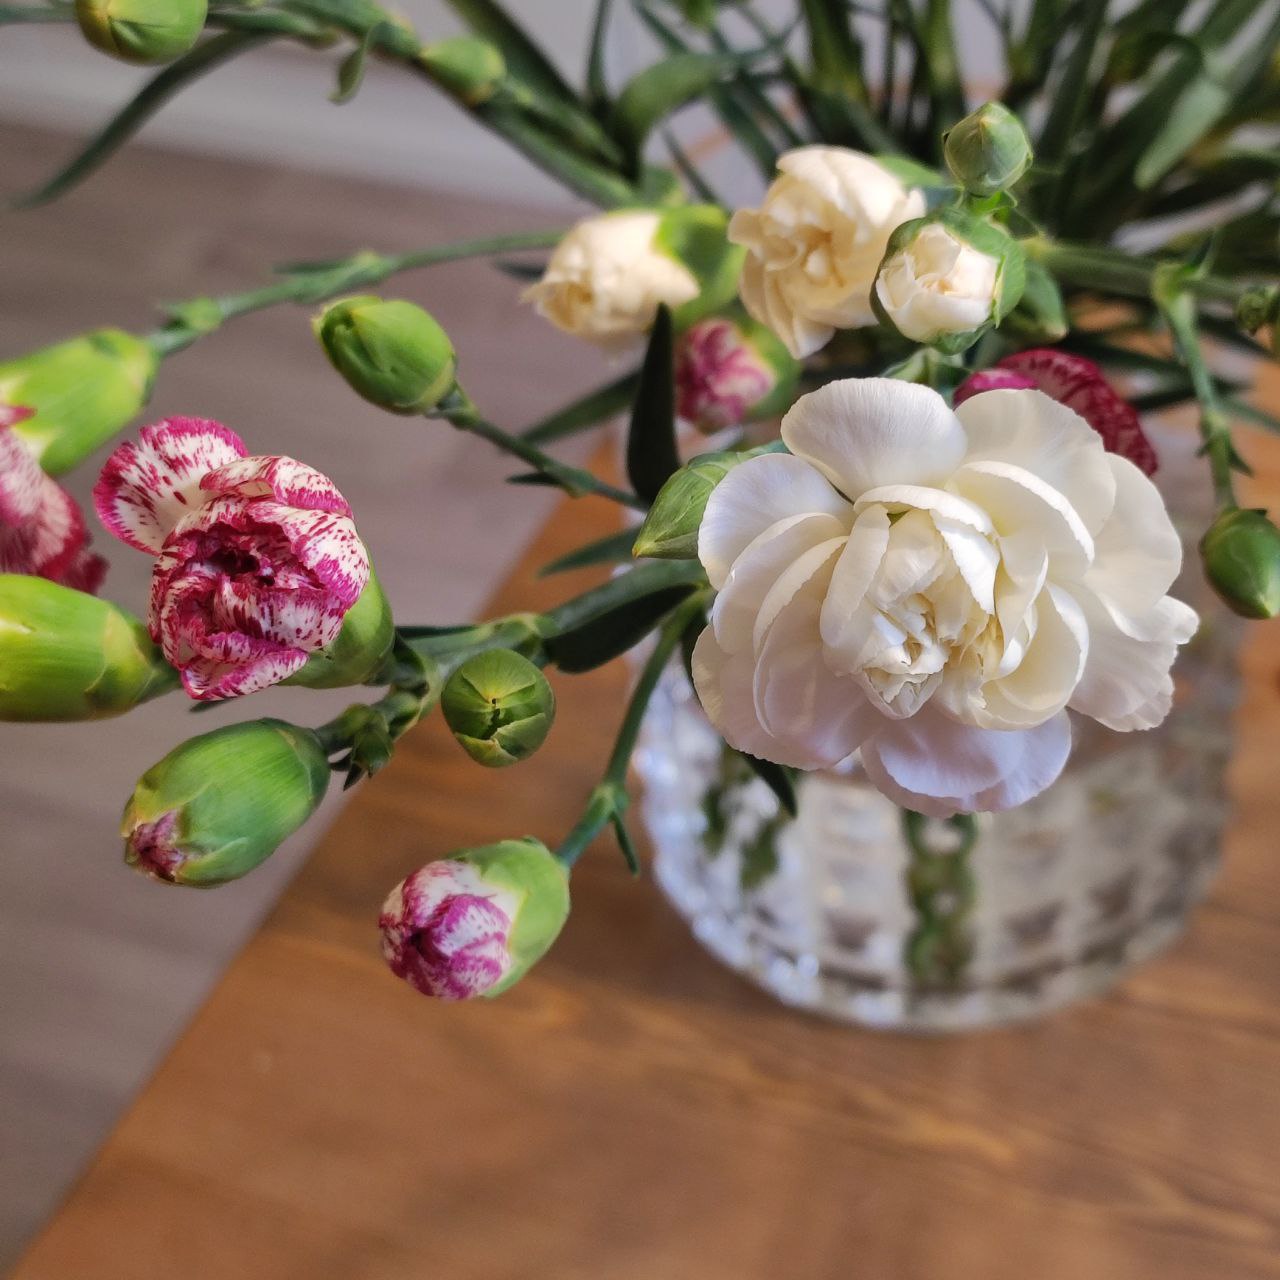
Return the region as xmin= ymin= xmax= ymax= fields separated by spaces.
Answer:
xmin=523 ymin=211 xmax=699 ymax=348
xmin=691 ymin=378 xmax=1198 ymax=816
xmin=875 ymin=222 xmax=1002 ymax=345
xmin=729 ymin=147 xmax=926 ymax=360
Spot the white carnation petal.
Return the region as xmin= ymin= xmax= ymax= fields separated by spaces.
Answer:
xmin=713 ymin=513 xmax=847 ymax=653
xmin=950 ymin=460 xmax=1094 ymax=577
xmin=1069 ymin=590 xmax=1199 ymax=731
xmin=753 ymin=593 xmax=881 ymax=768
xmin=955 ymin=388 xmax=1116 ymax=534
xmin=698 ymin=453 xmax=852 ymax=589
xmin=781 ymin=378 xmax=967 ymax=497
xmin=934 ymin=515 xmax=999 ymax=613
xmin=820 ymin=505 xmax=891 ymax=653
xmin=853 ymin=483 xmax=993 ymax=532
xmin=1085 ymin=453 xmax=1184 ymax=613
xmin=751 ymin=536 xmax=846 ymax=653
xmin=691 ymin=627 xmax=793 ymax=762
xmin=861 ymin=709 xmax=1072 ymax=816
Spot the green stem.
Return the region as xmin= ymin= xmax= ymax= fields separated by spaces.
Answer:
xmin=1024 ymin=237 xmax=1254 ymax=308
xmin=556 ymin=590 xmax=707 ymax=868
xmin=148 ymin=231 xmax=563 ymax=357
xmin=443 ymin=396 xmax=646 ymax=510
xmin=901 ymin=810 xmax=979 ymax=990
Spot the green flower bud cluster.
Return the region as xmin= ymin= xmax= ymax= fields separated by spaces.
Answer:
xmin=314 ymin=296 xmax=458 ymax=415
xmin=943 ymin=101 xmax=1034 ymax=198
xmin=441 ymin=650 xmax=555 ymax=768
xmin=1200 ymin=508 xmax=1280 ymax=620
xmin=75 ymin=0 xmax=207 ymax=64
xmin=123 ymin=719 xmax=331 ymax=886
xmin=0 ymin=330 xmax=157 ymax=475
xmin=0 ymin=576 xmax=177 ymax=721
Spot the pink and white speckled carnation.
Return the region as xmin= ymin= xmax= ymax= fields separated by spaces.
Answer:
xmin=93 ymin=417 xmax=369 ymax=700
xmin=675 ymin=318 xmax=775 ymax=434
xmin=379 ymin=861 xmax=517 ymax=1000
xmin=954 ymin=348 xmax=1158 ymax=477
xmin=0 ymin=404 xmax=107 ymax=593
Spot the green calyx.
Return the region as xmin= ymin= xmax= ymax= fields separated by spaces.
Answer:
xmin=653 ymin=205 xmax=745 ymax=330
xmin=1002 ymin=259 xmax=1069 ymax=343
xmin=123 ymin=719 xmax=331 ymax=886
xmin=441 ymin=649 xmax=555 ymax=768
xmin=1200 ymin=508 xmax=1280 ymax=620
xmin=314 ymin=295 xmax=457 ymax=415
xmin=455 ymin=838 xmax=570 ymax=996
xmin=75 ymin=0 xmax=207 ymax=64
xmin=0 ymin=330 xmax=158 ymax=475
xmin=0 ymin=576 xmax=178 ymax=721
xmin=943 ymin=101 xmax=1033 ymax=198
xmin=418 ymin=36 xmax=506 ymax=105
xmin=633 ymin=442 xmax=784 ymax=561
xmin=284 ymin=568 xmax=395 ymax=690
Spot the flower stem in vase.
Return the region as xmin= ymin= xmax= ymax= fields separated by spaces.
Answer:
xmin=901 ymin=810 xmax=980 ymax=993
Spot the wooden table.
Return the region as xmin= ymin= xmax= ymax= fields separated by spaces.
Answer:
xmin=14 ymin=422 xmax=1280 ymax=1280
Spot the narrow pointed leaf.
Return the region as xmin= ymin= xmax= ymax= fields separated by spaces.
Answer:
xmin=331 ymin=24 xmax=382 ymax=104
xmin=611 ymin=811 xmax=641 ymax=874
xmin=522 ymin=371 xmax=640 ymax=444
xmin=739 ymin=752 xmax=798 ymax=817
xmin=12 ymin=31 xmax=272 ymax=208
xmin=586 ymin=0 xmax=614 ymax=108
xmin=546 ymin=584 xmax=697 ymax=673
xmin=626 ymin=305 xmax=678 ymax=503
xmin=539 ymin=527 xmax=638 ymax=577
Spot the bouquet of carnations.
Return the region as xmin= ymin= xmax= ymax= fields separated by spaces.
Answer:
xmin=3 ymin=0 xmax=1279 ymax=1003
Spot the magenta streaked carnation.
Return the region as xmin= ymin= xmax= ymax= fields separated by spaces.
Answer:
xmin=93 ymin=417 xmax=369 ymax=700
xmin=125 ymin=811 xmax=185 ymax=882
xmin=675 ymin=318 xmax=775 ymax=434
xmin=0 ymin=405 xmax=107 ymax=593
xmin=954 ymin=348 xmax=1158 ymax=476
xmin=379 ymin=861 xmax=516 ymax=1000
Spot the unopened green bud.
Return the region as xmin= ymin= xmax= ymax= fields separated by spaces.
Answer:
xmin=441 ymin=650 xmax=555 ymax=767
xmin=380 ymin=837 xmax=570 ymax=998
xmin=284 ymin=567 xmax=394 ymax=690
xmin=314 ymin=295 xmax=457 ymax=415
xmin=0 ymin=576 xmax=177 ymax=721
xmin=0 ymin=330 xmax=157 ymax=475
xmin=75 ymin=0 xmax=207 ymax=64
xmin=1200 ymin=508 xmax=1280 ymax=620
xmin=1003 ymin=259 xmax=1069 ymax=343
xmin=123 ymin=719 xmax=330 ymax=885
xmin=634 ymin=443 xmax=781 ymax=560
xmin=418 ymin=36 xmax=506 ymax=104
xmin=943 ymin=101 xmax=1033 ymax=198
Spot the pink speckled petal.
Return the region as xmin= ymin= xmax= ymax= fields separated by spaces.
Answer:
xmin=0 ymin=425 xmax=45 ymax=525
xmin=952 ymin=368 xmax=1035 ymax=406
xmin=264 ymin=504 xmax=369 ymax=609
xmin=58 ymin=547 xmax=109 ymax=595
xmin=201 ymin=455 xmax=353 ymax=516
xmin=94 ymin=417 xmax=248 ymax=555
xmin=178 ymin=645 xmax=310 ymax=701
xmin=212 ymin=578 xmax=342 ymax=650
xmin=0 ymin=404 xmax=34 ymax=430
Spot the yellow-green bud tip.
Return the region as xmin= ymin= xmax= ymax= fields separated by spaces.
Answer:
xmin=314 ymin=295 xmax=457 ymax=415
xmin=441 ymin=650 xmax=555 ymax=768
xmin=75 ymin=0 xmax=207 ymax=64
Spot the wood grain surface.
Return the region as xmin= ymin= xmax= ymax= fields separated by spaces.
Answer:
xmin=12 ymin=389 xmax=1280 ymax=1280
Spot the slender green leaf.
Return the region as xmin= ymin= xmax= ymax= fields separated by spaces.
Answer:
xmin=538 ymin=527 xmax=638 ymax=577
xmin=11 ymin=31 xmax=273 ymax=208
xmin=610 ymin=811 xmax=641 ymax=874
xmin=546 ymin=584 xmax=696 ymax=672
xmin=1036 ymin=0 xmax=1108 ymax=169
xmin=626 ymin=306 xmax=678 ymax=503
xmin=800 ymin=0 xmax=865 ymax=98
xmin=0 ymin=3 xmax=75 ymax=22
xmin=740 ymin=752 xmax=798 ymax=817
xmin=586 ymin=0 xmax=614 ymax=109
xmin=522 ymin=371 xmax=640 ymax=444
xmin=491 ymin=257 xmax=547 ymax=281
xmin=444 ymin=0 xmax=581 ymax=108
xmin=330 ymin=23 xmax=382 ymax=104
xmin=662 ymin=128 xmax=722 ymax=203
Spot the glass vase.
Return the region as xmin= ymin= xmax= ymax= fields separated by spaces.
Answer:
xmin=634 ymin=426 xmax=1241 ymax=1031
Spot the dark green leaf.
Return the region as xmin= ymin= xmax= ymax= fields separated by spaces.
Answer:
xmin=611 ymin=811 xmax=641 ymax=874
xmin=491 ymin=257 xmax=547 ymax=281
xmin=662 ymin=128 xmax=722 ymax=203
xmin=522 ymin=371 xmax=640 ymax=444
xmin=538 ymin=527 xmax=638 ymax=577
xmin=586 ymin=0 xmax=613 ymax=109
xmin=11 ymin=31 xmax=273 ymax=208
xmin=739 ymin=752 xmax=798 ymax=817
xmin=546 ymin=584 xmax=696 ymax=673
xmin=505 ymin=471 xmax=562 ymax=488
xmin=740 ymin=820 xmax=781 ymax=890
xmin=626 ymin=305 xmax=678 ymax=503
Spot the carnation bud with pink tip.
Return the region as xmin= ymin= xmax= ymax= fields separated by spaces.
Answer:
xmin=380 ymin=839 xmax=570 ymax=1000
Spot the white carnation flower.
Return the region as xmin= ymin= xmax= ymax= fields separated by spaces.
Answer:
xmin=523 ymin=211 xmax=699 ymax=348
xmin=875 ymin=222 xmax=1001 ymax=345
xmin=729 ymin=147 xmax=926 ymax=360
xmin=691 ymin=378 xmax=1198 ymax=817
